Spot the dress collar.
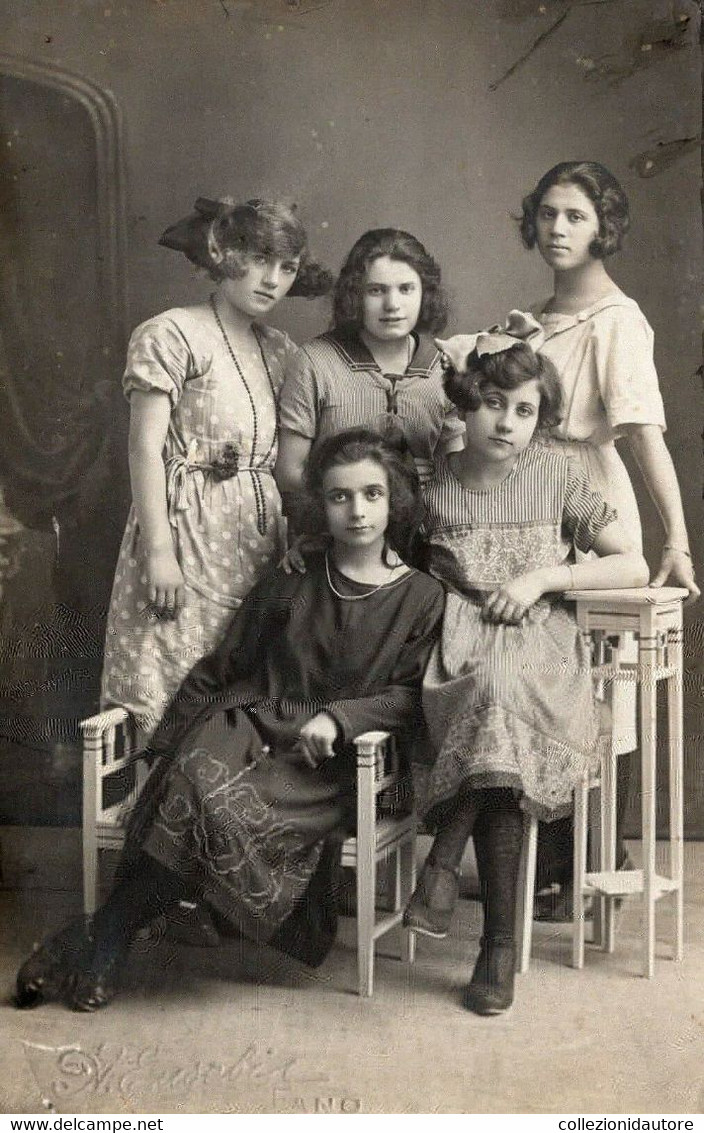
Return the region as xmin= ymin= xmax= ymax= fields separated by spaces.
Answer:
xmin=533 ymin=289 xmax=640 ymax=335
xmin=322 ymin=329 xmax=439 ymax=376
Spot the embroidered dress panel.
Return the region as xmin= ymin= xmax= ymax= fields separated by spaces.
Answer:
xmin=420 ymin=445 xmax=615 ymax=822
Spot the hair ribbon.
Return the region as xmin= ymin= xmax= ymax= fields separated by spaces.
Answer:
xmin=434 ymin=310 xmax=545 ymax=372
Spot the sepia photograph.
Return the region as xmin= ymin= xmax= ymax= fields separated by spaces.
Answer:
xmin=0 ymin=0 xmax=702 ymax=1117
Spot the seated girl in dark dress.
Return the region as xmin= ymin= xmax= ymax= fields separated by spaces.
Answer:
xmin=16 ymin=429 xmax=444 ymax=1012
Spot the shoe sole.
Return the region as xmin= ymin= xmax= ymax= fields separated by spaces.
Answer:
xmin=464 ymin=999 xmax=513 ymax=1016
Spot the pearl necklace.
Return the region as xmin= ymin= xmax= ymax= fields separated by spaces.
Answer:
xmin=325 ymin=552 xmax=411 ymax=601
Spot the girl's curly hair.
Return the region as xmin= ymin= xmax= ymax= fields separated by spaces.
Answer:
xmin=159 ymin=197 xmax=333 ymax=297
xmin=520 ymin=161 xmax=630 ymax=260
xmin=443 ymin=343 xmax=564 ymax=432
xmin=303 ymin=427 xmax=425 ymax=564
xmin=332 ymin=228 xmax=449 ymax=335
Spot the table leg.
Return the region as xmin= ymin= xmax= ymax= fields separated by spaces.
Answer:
xmin=668 ymin=618 xmax=684 ymax=962
xmin=601 ymin=726 xmax=618 ymax=954
xmin=572 ymin=775 xmax=589 ymax=970
xmin=640 ymin=613 xmax=658 ymax=979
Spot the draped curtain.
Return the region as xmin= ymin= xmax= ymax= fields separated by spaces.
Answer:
xmin=0 ymin=58 xmax=128 ymax=744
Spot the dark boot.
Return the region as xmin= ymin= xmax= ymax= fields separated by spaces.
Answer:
xmin=403 ymin=798 xmax=476 ymax=938
xmin=403 ymin=858 xmax=461 ymax=938
xmin=70 ymin=853 xmax=186 ymax=1012
xmin=463 ymin=793 xmax=523 ymax=1016
xmin=15 ymin=917 xmax=93 ymax=1009
xmin=463 ymin=937 xmax=516 ymax=1016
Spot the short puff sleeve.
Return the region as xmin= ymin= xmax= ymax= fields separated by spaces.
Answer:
xmin=562 ymin=461 xmax=618 ymax=554
xmin=593 ymin=307 xmax=666 ymax=433
xmin=277 ymin=346 xmax=319 ymax=439
xmin=259 ymin=326 xmax=299 ymax=395
xmin=123 ymin=315 xmax=193 ymax=409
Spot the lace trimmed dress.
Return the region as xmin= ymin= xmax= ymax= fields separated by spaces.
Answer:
xmin=421 ymin=445 xmax=616 ymax=824
xmin=122 ymin=553 xmax=444 ymax=966
xmin=101 ymin=303 xmax=297 ymax=736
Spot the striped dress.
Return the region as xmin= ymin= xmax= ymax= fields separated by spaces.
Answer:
xmin=278 ymin=330 xmax=464 ymax=483
xmin=421 ymin=444 xmax=616 ymax=822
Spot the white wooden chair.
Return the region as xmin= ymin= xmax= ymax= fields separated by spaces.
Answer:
xmin=513 ymin=633 xmax=618 ymax=975
xmin=80 ymin=711 xmax=416 ymax=997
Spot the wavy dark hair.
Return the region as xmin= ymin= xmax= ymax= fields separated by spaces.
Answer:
xmin=159 ymin=197 xmax=333 ymax=297
xmin=443 ymin=344 xmax=563 ymax=432
xmin=303 ymin=427 xmax=425 ymax=564
xmin=520 ymin=161 xmax=630 ymax=260
xmin=332 ymin=228 xmax=449 ymax=335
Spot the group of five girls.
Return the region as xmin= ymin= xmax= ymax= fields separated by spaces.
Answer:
xmin=15 ymin=161 xmax=697 ymax=1018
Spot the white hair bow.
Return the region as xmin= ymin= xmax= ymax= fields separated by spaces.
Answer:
xmin=434 ymin=310 xmax=545 ymax=372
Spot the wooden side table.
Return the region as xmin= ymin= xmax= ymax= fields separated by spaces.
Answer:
xmin=566 ymin=587 xmax=688 ymax=978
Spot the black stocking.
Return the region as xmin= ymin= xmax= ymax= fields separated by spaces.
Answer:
xmin=87 ymin=852 xmax=187 ymax=967
xmin=472 ymin=790 xmax=524 ymax=945
xmin=427 ymin=796 xmax=478 ymax=873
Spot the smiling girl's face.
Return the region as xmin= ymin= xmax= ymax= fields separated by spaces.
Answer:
xmin=322 ymin=458 xmax=390 ymax=555
xmin=361 ymin=255 xmax=423 ymax=344
xmin=535 ymin=183 xmax=601 ymax=272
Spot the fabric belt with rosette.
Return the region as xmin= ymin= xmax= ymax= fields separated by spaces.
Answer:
xmin=165 ymin=443 xmax=273 ymax=536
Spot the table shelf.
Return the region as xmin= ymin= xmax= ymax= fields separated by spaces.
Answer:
xmin=584 ymin=870 xmax=679 ymax=899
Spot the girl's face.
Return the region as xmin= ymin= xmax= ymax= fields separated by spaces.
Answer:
xmin=463 ymin=380 xmax=542 ymax=467
xmin=322 ymin=458 xmax=390 ymax=555
xmin=219 ymin=250 xmax=300 ymax=317
xmin=535 ymin=183 xmax=601 ymax=272
xmin=361 ymin=255 xmax=423 ymax=344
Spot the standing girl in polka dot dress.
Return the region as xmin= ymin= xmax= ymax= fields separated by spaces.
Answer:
xmin=101 ymin=198 xmax=331 ymax=738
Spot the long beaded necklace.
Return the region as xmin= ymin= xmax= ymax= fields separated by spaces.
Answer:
xmin=325 ymin=552 xmax=412 ymax=601
xmin=210 ymin=294 xmax=278 ymax=535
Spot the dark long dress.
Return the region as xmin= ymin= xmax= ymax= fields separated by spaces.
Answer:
xmin=124 ymin=552 xmax=444 ymax=965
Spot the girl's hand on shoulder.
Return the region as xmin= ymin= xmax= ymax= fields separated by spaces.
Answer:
xmin=280 ymin=540 xmax=307 ymax=576
xmin=482 ymin=571 xmax=547 ymax=625
xmin=650 ymin=547 xmax=700 ymax=604
xmin=295 ymin=712 xmax=340 ymax=767
xmin=141 ymin=547 xmax=186 ymax=619
xmin=279 ymin=532 xmax=329 ymax=575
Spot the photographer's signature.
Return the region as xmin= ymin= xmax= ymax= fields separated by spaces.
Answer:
xmin=22 ymin=1039 xmax=335 ymax=1110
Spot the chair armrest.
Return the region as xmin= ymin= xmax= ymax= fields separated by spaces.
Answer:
xmin=80 ymin=707 xmax=130 ymax=738
xmin=80 ymin=707 xmax=144 ymax=776
xmin=353 ymin=730 xmax=392 ymax=756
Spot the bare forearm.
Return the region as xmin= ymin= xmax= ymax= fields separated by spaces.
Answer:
xmin=274 ymin=431 xmax=311 ymax=494
xmin=535 ymin=552 xmax=650 ymax=594
xmin=129 ymin=446 xmax=172 ymax=552
xmin=626 ymin=426 xmax=690 ymax=548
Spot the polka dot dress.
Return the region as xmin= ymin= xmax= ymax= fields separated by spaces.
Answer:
xmin=101 ymin=303 xmax=298 ymax=737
